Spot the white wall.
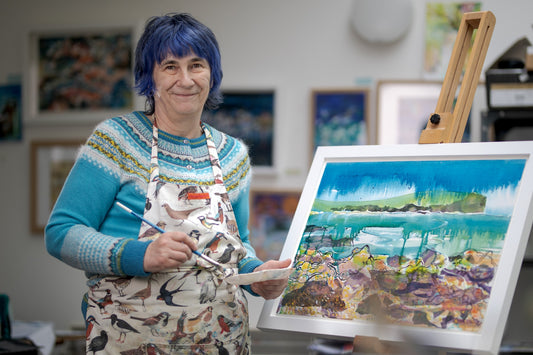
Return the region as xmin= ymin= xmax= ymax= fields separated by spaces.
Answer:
xmin=0 ymin=0 xmax=532 ymax=331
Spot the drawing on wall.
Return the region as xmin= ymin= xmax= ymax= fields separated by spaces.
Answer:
xmin=0 ymin=83 xmax=22 ymax=141
xmin=202 ymin=91 xmax=274 ymax=169
xmin=259 ymin=142 xmax=533 ymax=354
xmin=250 ymin=189 xmax=301 ymax=261
xmin=424 ymin=2 xmax=482 ymax=79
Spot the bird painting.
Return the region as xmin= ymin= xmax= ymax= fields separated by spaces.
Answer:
xmin=139 ymin=222 xmax=166 ymax=240
xmin=185 ymin=306 xmax=213 ymax=333
xmin=169 ymin=311 xmax=196 ymax=344
xmin=157 ymin=277 xmax=187 ymax=307
xmin=217 ymin=244 xmax=235 ymax=264
xmin=162 ymin=203 xmax=202 ymax=221
xmin=204 ymin=232 xmax=227 ymax=254
xmin=127 ymin=276 xmax=153 ymax=311
xmin=113 ymin=300 xmax=138 ymax=315
xmin=106 ymin=314 xmax=140 ymax=343
xmin=217 ymin=315 xmax=243 ymax=334
xmin=199 ymin=276 xmax=217 ymax=304
xmin=89 ymin=289 xmax=113 ymax=314
xmin=87 ymin=330 xmax=108 ymax=354
xmin=215 ymin=339 xmax=230 ymax=355
xmin=86 ymin=315 xmax=99 ymax=340
xmin=197 ymin=216 xmax=218 ymax=229
xmin=130 ymin=312 xmax=170 ymax=336
xmin=104 ymin=276 xmax=134 ymax=297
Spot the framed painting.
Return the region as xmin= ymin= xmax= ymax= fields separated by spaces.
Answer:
xmin=30 ymin=140 xmax=83 ymax=234
xmin=376 ymin=80 xmax=473 ymax=145
xmin=25 ymin=28 xmax=133 ymax=123
xmin=0 ymin=83 xmax=22 ymax=141
xmin=202 ymin=90 xmax=275 ymax=171
xmin=311 ymin=89 xmax=368 ymax=154
xmin=249 ymin=189 xmax=301 ymax=261
xmin=258 ymin=141 xmax=533 ymax=355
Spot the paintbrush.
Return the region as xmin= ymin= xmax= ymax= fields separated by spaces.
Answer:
xmin=116 ymin=201 xmax=225 ymax=271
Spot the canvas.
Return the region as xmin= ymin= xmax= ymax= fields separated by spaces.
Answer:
xmin=258 ymin=142 xmax=533 ymax=355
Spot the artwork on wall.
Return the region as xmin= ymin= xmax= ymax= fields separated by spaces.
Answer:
xmin=30 ymin=140 xmax=83 ymax=234
xmin=311 ymin=89 xmax=368 ymax=154
xmin=249 ymin=189 xmax=301 ymax=261
xmin=26 ymin=28 xmax=133 ymax=123
xmin=202 ymin=90 xmax=275 ymax=171
xmin=0 ymin=83 xmax=22 ymax=141
xmin=258 ymin=142 xmax=533 ymax=355
xmin=424 ymin=2 xmax=482 ymax=80
xmin=376 ymin=80 xmax=472 ymax=145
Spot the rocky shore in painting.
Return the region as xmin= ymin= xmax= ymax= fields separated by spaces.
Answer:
xmin=277 ymin=245 xmax=497 ymax=332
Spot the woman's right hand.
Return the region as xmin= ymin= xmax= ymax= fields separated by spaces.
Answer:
xmin=143 ymin=231 xmax=198 ymax=273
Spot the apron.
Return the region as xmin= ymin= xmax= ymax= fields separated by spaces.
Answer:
xmin=86 ymin=121 xmax=251 ymax=354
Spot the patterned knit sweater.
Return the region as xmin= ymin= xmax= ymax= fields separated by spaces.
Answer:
xmin=45 ymin=111 xmax=263 ymax=282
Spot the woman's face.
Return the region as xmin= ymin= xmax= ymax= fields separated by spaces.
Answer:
xmin=152 ymin=53 xmax=211 ymax=120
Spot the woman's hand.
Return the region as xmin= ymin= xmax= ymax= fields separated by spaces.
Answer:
xmin=143 ymin=231 xmax=198 ymax=273
xmin=250 ymin=258 xmax=291 ymax=300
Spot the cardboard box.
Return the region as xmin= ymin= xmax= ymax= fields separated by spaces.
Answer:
xmin=485 ymin=37 xmax=533 ymax=110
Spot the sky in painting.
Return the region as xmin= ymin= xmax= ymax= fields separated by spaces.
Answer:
xmin=316 ymin=159 xmax=527 ymax=216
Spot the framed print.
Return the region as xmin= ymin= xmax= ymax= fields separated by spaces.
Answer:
xmin=311 ymin=89 xmax=368 ymax=154
xmin=26 ymin=28 xmax=133 ymax=123
xmin=424 ymin=2 xmax=482 ymax=80
xmin=376 ymin=80 xmax=475 ymax=145
xmin=249 ymin=189 xmax=301 ymax=261
xmin=30 ymin=140 xmax=83 ymax=234
xmin=258 ymin=141 xmax=533 ymax=355
xmin=0 ymin=83 xmax=22 ymax=141
xmin=202 ymin=90 xmax=275 ymax=171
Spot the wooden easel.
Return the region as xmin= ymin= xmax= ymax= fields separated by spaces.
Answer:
xmin=352 ymin=10 xmax=496 ymax=354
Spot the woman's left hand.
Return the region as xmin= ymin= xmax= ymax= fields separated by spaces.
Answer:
xmin=250 ymin=258 xmax=291 ymax=300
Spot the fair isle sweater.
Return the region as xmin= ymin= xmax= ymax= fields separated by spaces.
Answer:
xmin=45 ymin=111 xmax=263 ymax=285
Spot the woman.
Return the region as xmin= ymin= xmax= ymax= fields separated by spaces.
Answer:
xmin=45 ymin=13 xmax=290 ymax=354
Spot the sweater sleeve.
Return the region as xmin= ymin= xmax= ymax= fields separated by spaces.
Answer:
xmin=45 ymin=140 xmax=151 ymax=277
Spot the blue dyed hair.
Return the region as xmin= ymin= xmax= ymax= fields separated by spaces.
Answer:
xmin=134 ymin=13 xmax=223 ymax=114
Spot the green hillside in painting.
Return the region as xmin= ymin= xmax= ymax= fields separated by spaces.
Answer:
xmin=312 ymin=191 xmax=486 ymax=214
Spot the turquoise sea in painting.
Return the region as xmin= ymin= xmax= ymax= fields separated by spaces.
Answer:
xmin=305 ymin=159 xmax=526 ymax=260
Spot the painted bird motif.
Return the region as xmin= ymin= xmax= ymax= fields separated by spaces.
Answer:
xmin=139 ymin=221 xmax=166 ymax=240
xmin=127 ymin=277 xmax=153 ymax=311
xmin=217 ymin=315 xmax=243 ymax=334
xmin=199 ymin=276 xmax=217 ymax=304
xmin=157 ymin=277 xmax=187 ymax=307
xmin=185 ymin=306 xmax=213 ymax=333
xmin=87 ymin=330 xmax=108 ymax=354
xmin=89 ymin=289 xmax=113 ymax=314
xmin=215 ymin=339 xmax=230 ymax=355
xmin=130 ymin=312 xmax=170 ymax=336
xmin=86 ymin=315 xmax=99 ymax=340
xmin=120 ymin=343 xmax=169 ymax=355
xmin=217 ymin=244 xmax=235 ymax=264
xmin=204 ymin=232 xmax=227 ymax=253
xmin=162 ymin=203 xmax=202 ymax=221
xmin=106 ymin=314 xmax=140 ymax=343
xmin=169 ymin=311 xmax=196 ymax=344
xmin=104 ymin=276 xmax=134 ymax=297
xmin=114 ymin=300 xmax=138 ymax=315
xmin=197 ymin=216 xmax=218 ymax=229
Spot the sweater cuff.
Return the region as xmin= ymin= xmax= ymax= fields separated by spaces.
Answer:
xmin=119 ymin=239 xmax=151 ymax=277
xmin=238 ymin=257 xmax=264 ymax=296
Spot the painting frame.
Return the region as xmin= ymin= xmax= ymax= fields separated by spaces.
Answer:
xmin=30 ymin=140 xmax=83 ymax=234
xmin=249 ymin=188 xmax=302 ymax=262
xmin=24 ymin=27 xmax=134 ymax=124
xmin=201 ymin=89 xmax=275 ymax=173
xmin=258 ymin=141 xmax=533 ymax=355
xmin=0 ymin=83 xmax=22 ymax=141
xmin=310 ymin=88 xmax=369 ymax=155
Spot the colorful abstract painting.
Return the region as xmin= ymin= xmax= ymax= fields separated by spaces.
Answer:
xmin=259 ymin=142 xmax=533 ymax=354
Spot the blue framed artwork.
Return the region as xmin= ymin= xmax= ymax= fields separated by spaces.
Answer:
xmin=0 ymin=83 xmax=22 ymax=141
xmin=311 ymin=89 xmax=368 ymax=154
xmin=202 ymin=90 xmax=274 ymax=169
xmin=259 ymin=142 xmax=533 ymax=355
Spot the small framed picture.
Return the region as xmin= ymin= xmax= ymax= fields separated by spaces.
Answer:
xmin=30 ymin=140 xmax=83 ymax=234
xmin=0 ymin=83 xmax=22 ymax=141
xmin=310 ymin=89 xmax=368 ymax=155
xmin=25 ymin=28 xmax=133 ymax=123
xmin=202 ymin=90 xmax=275 ymax=172
xmin=249 ymin=189 xmax=301 ymax=261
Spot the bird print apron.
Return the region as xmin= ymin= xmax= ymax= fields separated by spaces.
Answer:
xmin=86 ymin=122 xmax=250 ymax=354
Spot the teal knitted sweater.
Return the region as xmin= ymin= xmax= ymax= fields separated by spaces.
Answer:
xmin=45 ymin=111 xmax=263 ymax=282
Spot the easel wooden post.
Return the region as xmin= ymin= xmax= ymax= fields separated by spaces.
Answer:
xmin=353 ymin=11 xmax=495 ymax=354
